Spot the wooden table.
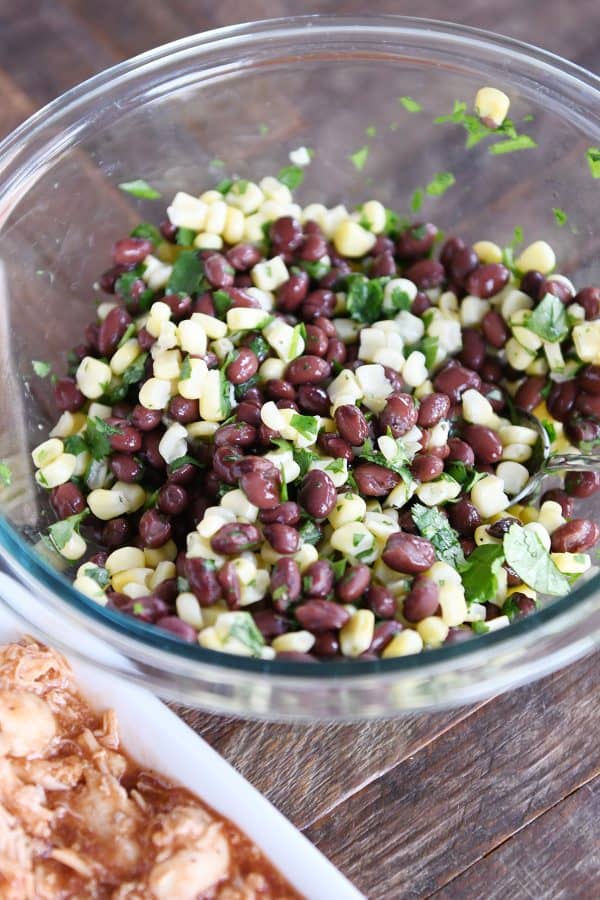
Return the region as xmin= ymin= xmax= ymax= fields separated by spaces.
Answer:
xmin=1 ymin=3 xmax=599 ymax=897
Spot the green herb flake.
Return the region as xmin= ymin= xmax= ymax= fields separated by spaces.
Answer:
xmin=471 ymin=620 xmax=490 ymax=635
xmin=352 ymin=533 xmax=364 ymax=548
xmin=503 ymin=524 xmax=570 ymax=596
xmin=220 ymin=370 xmax=232 ymax=419
xmin=63 ymin=435 xmax=87 ymax=456
xmin=552 ymin=207 xmax=568 ymax=227
xmin=115 ymin=269 xmax=154 ymax=312
xmin=167 ymin=250 xmax=205 ymax=296
xmin=325 ymin=458 xmax=345 ymax=475
xmin=292 ymin=447 xmax=317 ymax=479
xmin=488 ymin=135 xmax=537 ymax=155
xmin=388 ymin=288 xmax=412 ymax=313
xmin=118 ymin=179 xmax=161 ymax=199
xmin=277 ymin=166 xmax=304 ymax=190
xmin=399 ymin=96 xmax=422 ymax=112
xmin=586 ymin=147 xmax=600 ymax=179
xmin=87 ymin=566 xmax=110 ymax=589
xmin=411 ymin=503 xmax=464 ymax=568
xmin=410 ymin=188 xmax=423 ymax=213
xmin=345 ymin=274 xmax=386 ymax=324
xmin=272 ymin=584 xmax=288 ymax=601
xmin=47 ymin=510 xmax=88 ymax=553
xmin=210 ymin=158 xmax=226 ymax=168
xmin=300 ymin=258 xmax=331 ymax=280
xmin=331 ymin=558 xmax=348 ymax=581
xmin=258 ymin=123 xmax=270 ymax=136
xmin=418 ymin=335 xmax=439 ymax=370
xmin=542 ymin=420 xmax=557 ymax=443
xmin=527 ymin=293 xmax=568 ymax=343
xmin=132 ymin=602 xmax=145 ymax=615
xmin=83 ymin=417 xmax=122 ymax=461
xmin=445 ymin=461 xmax=485 ymax=494
xmin=215 ymin=177 xmax=233 ymax=195
xmin=177 ymin=576 xmax=190 ymax=593
xmin=290 ymin=413 xmax=319 ymax=441
xmin=32 ymin=360 xmax=52 ymax=378
xmin=365 ymin=125 xmax=377 ymax=137
xmin=349 ymin=146 xmax=369 ymax=172
xmin=0 ymin=462 xmax=12 ymax=487
xmin=130 ymin=222 xmax=161 ymax=245
xmin=459 ymin=544 xmax=505 ymax=605
xmin=425 ymin=172 xmax=455 ymax=197
xmin=180 ymin=355 xmax=192 ymax=381
xmin=212 ymin=289 xmax=233 ymax=317
xmin=176 ymin=227 xmax=196 ymax=246
xmin=299 ymin=520 xmax=322 ymax=546
xmin=117 ymin=324 xmax=136 ymax=348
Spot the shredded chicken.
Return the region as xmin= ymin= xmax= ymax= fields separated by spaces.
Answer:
xmin=0 ymin=637 xmax=301 ymax=899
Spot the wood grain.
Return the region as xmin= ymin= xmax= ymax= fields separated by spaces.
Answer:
xmin=304 ymin=655 xmax=600 ymax=898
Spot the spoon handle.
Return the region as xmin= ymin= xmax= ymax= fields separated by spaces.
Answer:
xmin=544 ymin=451 xmax=600 ymax=472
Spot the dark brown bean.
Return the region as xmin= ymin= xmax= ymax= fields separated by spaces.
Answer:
xmin=459 ymin=328 xmax=486 ymax=371
xmin=547 ymin=380 xmax=577 ymax=423
xmin=270 ymin=558 xmax=301 ymax=611
xmin=162 ymin=292 xmax=193 ymax=320
xmin=263 ymin=523 xmax=300 ymax=555
xmin=445 ymin=626 xmax=473 ymax=644
xmin=155 ymin=616 xmax=197 ymax=643
xmin=130 ymin=406 xmax=161 ymax=436
xmin=203 ymin=253 xmax=234 ymax=288
xmin=504 ymin=563 xmax=521 ymax=587
xmin=367 ymin=584 xmax=396 ymax=618
xmin=296 ymin=385 xmax=330 ymax=416
xmin=371 ymin=252 xmax=396 ymax=278
xmin=265 ymin=379 xmax=296 ymax=402
xmin=98 ymin=306 xmax=132 ymax=357
xmin=440 ymin=236 xmax=466 ymax=269
xmin=305 ymin=324 xmax=329 ymax=357
xmin=326 ymin=338 xmax=347 ymax=366
xmin=564 ymin=471 xmax=600 ymax=498
xmin=238 ymin=459 xmax=281 ymax=509
xmin=313 ymin=316 xmax=336 ymax=339
xmin=99 ymin=264 xmax=128 ymax=294
xmin=157 ymin=483 xmax=188 ymax=515
xmin=270 ymin=216 xmax=304 ymax=259
xmin=102 ymin=517 xmax=131 ymax=549
xmin=481 ymin=309 xmax=510 ymax=348
xmin=447 ymin=439 xmax=475 ymax=468
xmin=520 ymin=270 xmax=545 ymax=301
xmin=487 ymin=516 xmax=519 ymax=539
xmin=480 ymin=357 xmax=503 ymax=383
xmin=185 ymin=557 xmax=221 ymax=606
xmin=578 ymin=365 xmax=600 ymax=396
xmin=138 ymin=509 xmax=171 ymax=548
xmin=254 ymin=610 xmax=289 ymax=639
xmin=336 ymin=564 xmax=371 ymax=603
xmin=138 ymin=430 xmax=164 ymax=471
xmin=509 ymin=592 xmax=538 ymax=617
xmin=550 ymin=519 xmax=600 ymax=553
xmin=214 ymin=423 xmax=257 ymax=448
xmin=417 ymin=393 xmax=450 ymax=428
xmin=460 ymin=537 xmax=476 ymax=557
xmin=404 ymin=259 xmax=445 ymax=289
xmin=449 ymin=247 xmax=479 ymax=286
xmin=226 ymin=347 xmax=259 ymax=384
xmin=411 ymin=292 xmax=431 ymax=316
xmin=378 ymin=393 xmax=418 ymax=438
xmin=110 ymin=454 xmax=143 ymax=483
xmin=541 ymin=488 xmax=574 ymax=518
xmin=235 ymin=400 xmax=262 ymax=427
xmin=335 ymin=405 xmax=369 ymax=446
xmin=410 ymin=452 xmax=444 ymax=483
xmin=211 ymin=446 xmax=243 ymax=484
xmin=448 ymin=498 xmax=481 ymax=536
xmin=514 ymin=376 xmax=546 ymax=413
xmin=370 ymin=621 xmax=403 ymax=654
xmin=110 ymin=425 xmax=142 ymax=455
xmin=113 ymin=237 xmax=153 ymax=267
xmin=286 ymin=355 xmax=331 ymax=385
xmin=543 ymin=277 xmax=573 ymax=304
xmin=303 ymin=561 xmax=334 ymax=597
xmin=301 ymin=289 xmax=336 ymax=319
xmin=465 ymin=263 xmax=509 ymax=298
xmin=396 ymin=222 xmax=438 ymax=259
xmin=54 ymin=377 xmax=85 ymax=413
xmin=226 ymin=242 xmax=262 ymax=271
xmin=259 ymin=501 xmax=301 ymax=526
xmin=575 ymin=392 xmax=600 ymax=419
xmin=317 ymin=432 xmax=354 ymax=460
xmin=50 ymin=483 xmax=85 ymax=519
xmin=354 ymin=463 xmax=400 ymax=497
xmin=575 ymin=286 xmax=600 ymax=320
xmin=296 ymin=599 xmax=350 ymax=632
xmin=111 ymin=593 xmax=169 ymax=623
xmin=276 ymin=272 xmax=309 ymax=312
xmin=298 ymin=469 xmax=337 ymax=519
xmin=383 ymin=533 xmax=436 ymax=574
xmin=312 ymin=631 xmax=340 ymax=657
xmin=403 ymin=576 xmax=440 ymax=620
xmin=433 ymin=362 xmax=481 ymax=403
xmin=216 ymin=561 xmax=241 ymax=610
xmin=167 ymin=395 xmax=199 ymax=425
xmin=299 ymin=232 xmax=328 ymax=262
xmin=463 ymin=424 xmax=503 ymax=464
xmin=211 ymin=522 xmax=261 ymax=554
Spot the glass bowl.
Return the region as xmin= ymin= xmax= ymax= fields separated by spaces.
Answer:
xmin=0 ymin=15 xmax=599 ymax=720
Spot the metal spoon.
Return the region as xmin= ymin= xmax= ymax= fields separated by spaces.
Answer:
xmin=509 ymin=409 xmax=600 ymax=504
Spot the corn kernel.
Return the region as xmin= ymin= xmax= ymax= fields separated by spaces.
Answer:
xmin=176 ymin=592 xmax=203 ymax=629
xmin=35 ymin=453 xmax=77 ymax=489
xmin=106 ymin=546 xmax=146 ymax=575
xmin=417 ymin=616 xmax=449 ymax=647
xmin=144 ymin=540 xmax=177 ymax=566
xmin=382 ymin=629 xmax=424 ymax=658
xmin=138 ymin=377 xmax=172 ymax=410
xmin=58 ymin=531 xmax=87 ymax=562
xmin=515 ymin=240 xmax=556 ymax=275
xmin=333 ymin=220 xmax=376 ymax=258
xmin=360 ymin=200 xmax=386 ymax=234
xmin=339 ymin=610 xmax=375 ymax=657
xmin=76 ymin=356 xmax=112 ymax=399
xmin=167 ymin=191 xmax=208 ymax=230
xmin=223 ymin=205 xmax=245 ymax=244
xmin=272 ymin=631 xmax=315 ymax=654
xmin=32 ymin=438 xmax=63 ymax=469
xmin=474 ymin=86 xmax=510 ymax=127
xmin=473 ymin=240 xmax=503 ymax=264
xmin=73 ymin=574 xmax=107 ymax=604
xmin=177 ymin=319 xmax=207 ymax=356
xmin=87 ymin=488 xmax=130 ymax=520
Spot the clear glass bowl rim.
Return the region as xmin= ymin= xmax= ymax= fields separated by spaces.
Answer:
xmin=0 ymin=13 xmax=599 ymax=692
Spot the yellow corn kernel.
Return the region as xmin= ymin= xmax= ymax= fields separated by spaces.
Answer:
xmin=332 ymin=220 xmax=376 ymax=258
xmin=515 ymin=240 xmax=556 ymax=275
xmin=138 ymin=376 xmax=172 ymax=410
xmin=110 ymin=339 xmax=141 ymax=376
xmin=475 ymin=86 xmax=510 ymax=127
xmin=551 ymin=552 xmax=591 ymax=575
xmin=473 ymin=240 xmax=503 ymax=264
xmin=49 ymin=411 xmax=86 ymax=439
xmin=360 ymin=200 xmax=386 ymax=234
xmin=73 ymin=574 xmax=107 ymax=603
xmin=382 ymin=629 xmax=424 ymax=658
xmin=471 ymin=475 xmax=509 ymax=518
xmin=148 ymin=560 xmax=176 ymax=589
xmin=417 ymin=616 xmax=449 ymax=648
xmin=35 ymin=453 xmax=77 ymax=489
xmin=272 ymin=631 xmax=315 ymax=654
xmin=226 ymin=180 xmax=264 ymax=215
xmin=87 ymin=488 xmax=130 ymax=520
xmin=252 ymin=257 xmax=289 ymax=292
xmin=179 ymin=357 xmax=208 ymax=401
xmin=199 ymin=369 xmax=231 ymax=422
xmin=506 ymin=583 xmax=537 ymax=601
xmin=176 ymin=592 xmax=203 ymax=629
xmin=121 ymin=582 xmax=150 ymax=599
xmin=330 ymin=522 xmax=374 ymax=557
xmin=111 ymin=567 xmax=153 ymax=593
xmin=293 ymin=543 xmax=319 ymax=571
xmin=105 ymin=546 xmax=146 ymax=575
xmin=167 ymin=192 xmax=208 ymax=230
xmin=438 ymin=582 xmax=468 ymax=626
xmin=144 ymin=539 xmax=177 ymax=566
xmin=32 ymin=438 xmax=63 ymax=469
xmin=153 ymin=348 xmax=182 ymax=381
xmin=204 ymin=200 xmax=228 ymax=235
xmin=537 ymin=501 xmax=565 ymax=535
xmin=114 ymin=481 xmax=145 ymax=513
xmin=57 ymin=531 xmax=87 ymax=562
xmin=474 ymin=524 xmax=500 ymax=546
xmin=223 ymin=205 xmax=245 ymax=244
xmin=193 ymin=232 xmax=223 ymax=250
xmin=75 ymin=356 xmax=112 ymax=399
xmin=339 ymin=610 xmax=375 ymax=658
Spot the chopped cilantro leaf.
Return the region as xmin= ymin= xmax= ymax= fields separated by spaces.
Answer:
xmin=458 ymin=544 xmax=505 ymax=605
xmin=215 ymin=177 xmax=233 ymax=194
xmin=488 ymin=135 xmax=537 ymax=154
xmin=445 ymin=461 xmax=484 ymax=493
xmin=292 ymin=447 xmax=317 ymax=478
xmin=176 ymin=227 xmax=196 ymax=246
xmin=168 ymin=455 xmax=203 ymax=472
xmin=63 ymin=435 xmax=87 ymax=456
xmin=87 ymin=566 xmax=110 ymax=589
xmin=180 ymin=355 xmax=192 ymax=381
xmin=299 ymin=520 xmax=322 ymax=545
xmin=472 ymin=620 xmax=490 ymax=635
xmin=210 ymin=158 xmax=226 ymax=168
xmin=418 ymin=335 xmax=439 ymax=369
xmin=541 ymin=420 xmax=557 ymax=443
xmin=118 ymin=179 xmax=161 ymax=199
xmin=177 ymin=576 xmax=190 ymax=593
xmin=47 ymin=510 xmax=88 ymax=553
xmin=290 ymin=413 xmax=319 ymax=441
xmin=425 ymin=172 xmax=455 ymax=197
xmin=32 ymin=360 xmax=52 ymax=378
xmin=300 ymin=258 xmax=331 ymax=280
xmin=349 ymin=146 xmax=369 ymax=172
xmin=0 ymin=462 xmax=12 ymax=487
xmin=411 ymin=503 xmax=464 ymax=567
xmin=503 ymin=524 xmax=569 ymax=596
xmin=220 ymin=370 xmax=232 ymax=419
xmin=130 ymin=222 xmax=161 ymax=244
xmin=552 ymin=207 xmax=568 ymax=227
xmin=410 ymin=188 xmax=423 ymax=213
xmin=117 ymin=324 xmax=136 ymax=348
xmin=132 ymin=602 xmax=145 ymax=615
xmin=345 ymin=274 xmax=386 ymax=324
xmin=115 ymin=269 xmax=154 ymax=312
xmin=352 ymin=533 xmax=363 ymax=547
xmin=586 ymin=147 xmax=600 ymax=179
xmin=527 ymin=293 xmax=568 ymax=343
xmin=365 ymin=125 xmax=377 ymax=137
xmin=399 ymin=96 xmax=422 ymax=112
xmin=213 ymin=289 xmax=232 ymax=317
xmin=83 ymin=417 xmax=122 ymax=461
xmin=388 ymin=288 xmax=412 ymax=312
xmin=167 ymin=250 xmax=205 ymax=296
xmin=325 ymin=458 xmax=345 ymax=474
xmin=331 ymin=558 xmax=348 ymax=581
xmin=277 ymin=165 xmax=304 ymax=189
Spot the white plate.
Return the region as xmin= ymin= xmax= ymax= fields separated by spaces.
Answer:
xmin=0 ymin=573 xmax=363 ymax=900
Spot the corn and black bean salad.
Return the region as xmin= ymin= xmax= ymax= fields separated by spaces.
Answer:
xmin=25 ymin=155 xmax=600 ymax=661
